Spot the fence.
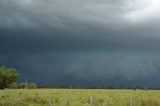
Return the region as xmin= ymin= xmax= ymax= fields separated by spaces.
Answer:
xmin=1 ymin=91 xmax=137 ymax=106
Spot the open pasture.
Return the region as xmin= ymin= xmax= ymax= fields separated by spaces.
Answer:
xmin=0 ymin=89 xmax=160 ymax=106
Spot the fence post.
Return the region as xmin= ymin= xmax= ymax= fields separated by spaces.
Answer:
xmin=90 ymin=96 xmax=93 ymax=106
xmin=16 ymin=91 xmax=19 ymax=103
xmin=130 ymin=96 xmax=133 ymax=106
xmin=64 ymin=96 xmax=68 ymax=105
xmin=48 ymin=93 xmax=52 ymax=105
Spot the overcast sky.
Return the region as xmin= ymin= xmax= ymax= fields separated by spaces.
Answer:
xmin=1 ymin=0 xmax=160 ymax=87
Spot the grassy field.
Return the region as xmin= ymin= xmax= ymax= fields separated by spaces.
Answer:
xmin=0 ymin=89 xmax=160 ymax=106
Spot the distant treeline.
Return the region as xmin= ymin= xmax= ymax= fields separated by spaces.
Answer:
xmin=7 ymin=83 xmax=160 ymax=90
xmin=36 ymin=85 xmax=160 ymax=90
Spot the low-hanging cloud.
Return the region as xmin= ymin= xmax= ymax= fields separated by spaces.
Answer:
xmin=1 ymin=0 xmax=160 ymax=87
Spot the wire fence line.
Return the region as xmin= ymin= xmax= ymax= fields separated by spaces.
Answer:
xmin=1 ymin=91 xmax=136 ymax=106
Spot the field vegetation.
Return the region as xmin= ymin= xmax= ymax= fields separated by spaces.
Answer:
xmin=0 ymin=89 xmax=160 ymax=106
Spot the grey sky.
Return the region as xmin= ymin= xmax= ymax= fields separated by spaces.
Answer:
xmin=1 ymin=0 xmax=160 ymax=87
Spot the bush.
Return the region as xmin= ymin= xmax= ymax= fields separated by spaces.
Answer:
xmin=9 ymin=82 xmax=18 ymax=89
xmin=27 ymin=83 xmax=37 ymax=89
xmin=8 ymin=82 xmax=37 ymax=89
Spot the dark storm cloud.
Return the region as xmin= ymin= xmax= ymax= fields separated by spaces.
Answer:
xmin=1 ymin=0 xmax=160 ymax=53
xmin=1 ymin=0 xmax=160 ymax=87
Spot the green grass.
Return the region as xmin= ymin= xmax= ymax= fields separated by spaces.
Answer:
xmin=0 ymin=89 xmax=160 ymax=106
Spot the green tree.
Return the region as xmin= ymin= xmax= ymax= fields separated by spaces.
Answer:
xmin=0 ymin=65 xmax=18 ymax=89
